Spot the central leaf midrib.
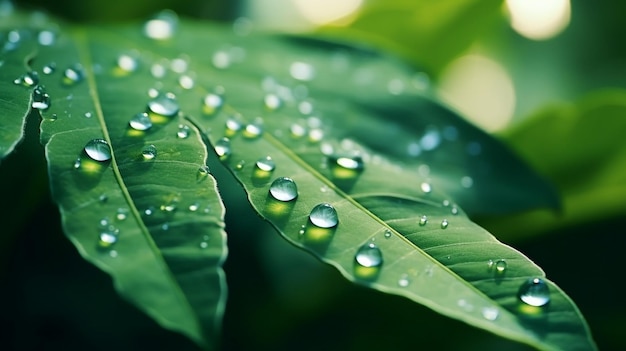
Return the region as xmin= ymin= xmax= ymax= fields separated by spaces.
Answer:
xmin=71 ymin=27 xmax=202 ymax=331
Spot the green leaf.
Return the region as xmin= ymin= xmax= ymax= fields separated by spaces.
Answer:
xmin=485 ymin=90 xmax=626 ymax=240
xmin=318 ymin=0 xmax=504 ymax=74
xmin=1 ymin=12 xmax=227 ymax=350
xmin=1 ymin=8 xmax=594 ymax=351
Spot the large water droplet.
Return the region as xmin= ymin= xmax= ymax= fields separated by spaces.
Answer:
xmin=494 ymin=259 xmax=507 ymax=273
xmin=420 ymin=182 xmax=432 ymax=194
xmin=269 ymin=177 xmax=298 ymax=202
xmin=148 ymin=92 xmax=179 ymax=117
xmin=142 ymin=144 xmax=157 ymax=160
xmin=144 ymin=10 xmax=178 ymax=40
xmin=214 ymin=137 xmax=231 ymax=160
xmin=355 ymin=243 xmax=383 ymax=268
xmin=256 ymin=156 xmax=275 ymax=172
xmin=332 ymin=154 xmax=364 ymax=171
xmin=129 ymin=112 xmax=152 ymax=131
xmin=98 ymin=230 xmax=118 ymax=248
xmin=518 ymin=278 xmax=550 ymax=307
xmin=440 ymin=219 xmax=449 ymax=229
xmin=225 ymin=116 xmax=243 ymax=134
xmin=31 ymin=86 xmax=51 ymax=110
xmin=309 ymin=203 xmax=338 ymax=228
xmin=62 ymin=64 xmax=85 ymax=86
xmin=243 ymin=121 xmax=263 ymax=139
xmin=419 ymin=215 xmax=428 ymax=226
xmin=84 ymin=139 xmax=112 ymax=162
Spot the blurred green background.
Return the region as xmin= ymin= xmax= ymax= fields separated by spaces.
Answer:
xmin=2 ymin=0 xmax=625 ymax=350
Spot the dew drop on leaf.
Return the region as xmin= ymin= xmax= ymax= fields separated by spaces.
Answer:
xmin=117 ymin=53 xmax=138 ymax=73
xmin=141 ymin=144 xmax=157 ymax=160
xmin=177 ymin=124 xmax=190 ymax=139
xmin=355 ymin=243 xmax=383 ymax=268
xmin=144 ymin=10 xmax=178 ymax=40
xmin=197 ymin=165 xmax=210 ymax=181
xmin=441 ymin=219 xmax=449 ymax=229
xmin=289 ymin=61 xmax=315 ymax=81
xmin=332 ymin=154 xmax=364 ymax=171
xmin=62 ymin=64 xmax=85 ymax=86
xmin=269 ymin=177 xmax=298 ymax=202
xmin=178 ymin=74 xmax=194 ymax=89
xmin=188 ymin=202 xmax=199 ymax=212
xmin=309 ymin=203 xmax=338 ymax=228
xmin=419 ymin=215 xmax=428 ymax=226
xmin=264 ymin=93 xmax=281 ymax=110
xmin=494 ymin=259 xmax=507 ymax=273
xmin=420 ymin=182 xmax=432 ymax=194
xmin=243 ymin=121 xmax=263 ymax=139
xmin=384 ymin=229 xmax=392 ymax=239
xmin=37 ymin=30 xmax=56 ymax=46
xmin=148 ymin=92 xmax=179 ymax=117
xmin=42 ymin=62 xmax=56 ymax=75
xmin=14 ymin=71 xmax=39 ymax=86
xmin=518 ymin=278 xmax=550 ymax=307
xmin=398 ymin=273 xmax=410 ymax=287
xmin=481 ymin=307 xmax=499 ymax=321
xmin=225 ymin=117 xmax=243 ymax=133
xmin=290 ymin=123 xmax=306 ymax=138
xmin=255 ymin=156 xmax=275 ymax=172
xmin=116 ymin=208 xmax=128 ymax=221
xmin=203 ymin=93 xmax=223 ymax=115
xmin=214 ymin=137 xmax=231 ymax=160
xmin=31 ymin=86 xmax=51 ymax=110
xmin=129 ymin=112 xmax=152 ymax=131
xmin=98 ymin=230 xmax=118 ymax=248
xmin=84 ymin=139 xmax=111 ymax=162
xmin=235 ymin=160 xmax=245 ymax=170
xmin=84 ymin=112 xmax=93 ymax=118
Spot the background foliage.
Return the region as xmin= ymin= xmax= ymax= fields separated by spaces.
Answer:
xmin=1 ymin=0 xmax=624 ymax=350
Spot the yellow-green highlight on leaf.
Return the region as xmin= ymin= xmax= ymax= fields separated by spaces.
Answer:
xmin=484 ymin=89 xmax=626 ymax=241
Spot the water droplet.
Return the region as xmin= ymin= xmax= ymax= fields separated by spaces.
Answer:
xmin=441 ymin=219 xmax=449 ymax=229
xmin=99 ymin=194 xmax=108 ymax=203
xmin=384 ymin=229 xmax=392 ymax=239
xmin=355 ymin=243 xmax=383 ymax=268
xmin=62 ymin=64 xmax=85 ymax=86
xmin=332 ymin=154 xmax=364 ymax=171
xmin=290 ymin=123 xmax=306 ymax=138
xmin=84 ymin=139 xmax=112 ymax=162
xmin=518 ymin=278 xmax=550 ymax=307
xmin=269 ymin=177 xmax=298 ymax=202
xmin=420 ymin=126 xmax=441 ymax=151
xmin=171 ymin=57 xmax=188 ymax=73
xmin=73 ymin=158 xmax=81 ymax=169
xmin=144 ymin=10 xmax=178 ymax=40
xmin=235 ymin=160 xmax=245 ymax=170
xmin=255 ymin=156 xmax=275 ymax=172
xmin=308 ymin=128 xmax=324 ymax=142
xmin=42 ymin=62 xmax=56 ymax=75
xmin=203 ymin=93 xmax=223 ymax=115
xmin=481 ymin=306 xmax=499 ymax=321
xmin=150 ymin=62 xmax=167 ymax=78
xmin=161 ymin=223 xmax=170 ymax=231
xmin=14 ymin=71 xmax=39 ymax=86
xmin=289 ymin=61 xmax=315 ymax=81
xmin=212 ymin=50 xmax=231 ymax=69
xmin=37 ymin=30 xmax=56 ymax=46
xmin=141 ymin=144 xmax=157 ymax=160
xmin=494 ymin=259 xmax=507 ymax=273
xmin=178 ymin=74 xmax=194 ymax=89
xmin=214 ymin=137 xmax=231 ymax=160
xmin=199 ymin=241 xmax=209 ymax=249
xmin=419 ymin=215 xmax=428 ymax=226
xmin=109 ymin=250 xmax=118 ymax=258
xmin=129 ymin=112 xmax=152 ymax=131
xmin=398 ymin=274 xmax=410 ymax=287
xmin=116 ymin=208 xmax=129 ymax=221
xmin=309 ymin=203 xmax=338 ymax=228
xmin=84 ymin=112 xmax=93 ymax=118
xmin=264 ymin=93 xmax=281 ymax=110
xmin=117 ymin=53 xmax=138 ymax=72
xmin=31 ymin=86 xmax=51 ymax=110
xmin=451 ymin=206 xmax=459 ymax=215
xmin=243 ymin=121 xmax=263 ymax=139
xmin=225 ymin=116 xmax=243 ymax=133
xmin=197 ymin=165 xmax=210 ymax=181
xmin=144 ymin=206 xmax=155 ymax=216
xmin=461 ymin=176 xmax=474 ymax=188
xmin=188 ymin=202 xmax=199 ymax=212
xmin=148 ymin=92 xmax=179 ymax=117
xmin=176 ymin=124 xmax=190 ymax=139
xmin=98 ymin=230 xmax=118 ymax=248
xmin=420 ymin=182 xmax=432 ymax=194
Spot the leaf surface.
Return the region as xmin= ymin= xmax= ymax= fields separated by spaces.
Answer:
xmin=1 ymin=11 xmax=227 ymax=350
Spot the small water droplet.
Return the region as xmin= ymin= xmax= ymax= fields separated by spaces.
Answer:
xmin=73 ymin=158 xmax=81 ymax=169
xmin=199 ymin=241 xmax=209 ymax=249
xmin=309 ymin=203 xmax=338 ymax=228
xmin=177 ymin=124 xmax=190 ymax=138
xmin=398 ymin=273 xmax=410 ymax=287
xmin=289 ymin=61 xmax=315 ymax=81
xmin=150 ymin=62 xmax=167 ymax=78
xmin=98 ymin=230 xmax=118 ymax=248
xmin=255 ymin=156 xmax=275 ymax=172
xmin=518 ymin=278 xmax=550 ymax=307
xmin=37 ymin=30 xmax=56 ymax=46
xmin=419 ymin=215 xmax=428 ymax=226
xmin=117 ymin=53 xmax=138 ymax=72
xmin=264 ymin=93 xmax=281 ymax=110
xmin=461 ymin=176 xmax=474 ymax=188
xmin=384 ymin=229 xmax=392 ymax=239
xmin=144 ymin=206 xmax=155 ymax=216
xmin=203 ymin=93 xmax=223 ymax=115
xmin=290 ymin=123 xmax=306 ymax=138
xmin=171 ymin=57 xmax=188 ymax=73
xmin=148 ymin=92 xmax=179 ymax=117
xmin=178 ymin=74 xmax=194 ymax=89
xmin=214 ymin=137 xmax=231 ymax=160
xmin=116 ymin=208 xmax=128 ymax=221
xmin=62 ymin=64 xmax=85 ymax=86
xmin=42 ymin=62 xmax=56 ymax=75
xmin=31 ymin=86 xmax=51 ymax=110
xmin=494 ymin=259 xmax=507 ymax=273
xmin=144 ymin=10 xmax=178 ymax=40
xmin=141 ymin=144 xmax=157 ymax=160
xmin=441 ymin=219 xmax=449 ymax=229
xmin=308 ymin=128 xmax=324 ymax=142
xmin=84 ymin=139 xmax=112 ymax=162
xmin=99 ymin=194 xmax=108 ymax=203
xmin=212 ymin=50 xmax=231 ymax=69
xmin=481 ymin=306 xmax=499 ymax=321
xmin=420 ymin=182 xmax=432 ymax=194
xmin=420 ymin=126 xmax=441 ymax=151
xmin=355 ymin=243 xmax=383 ymax=268
xmin=235 ymin=160 xmax=245 ymax=170
xmin=451 ymin=206 xmax=459 ymax=215
xmin=14 ymin=71 xmax=39 ymax=86
xmin=161 ymin=222 xmax=170 ymax=231
xmin=197 ymin=165 xmax=210 ymax=181
xmin=243 ymin=121 xmax=263 ymax=139
xmin=269 ymin=177 xmax=298 ymax=202
xmin=84 ymin=112 xmax=93 ymax=118
xmin=225 ymin=116 xmax=243 ymax=133
xmin=129 ymin=112 xmax=152 ymax=131
xmin=188 ymin=202 xmax=199 ymax=212
xmin=109 ymin=250 xmax=118 ymax=258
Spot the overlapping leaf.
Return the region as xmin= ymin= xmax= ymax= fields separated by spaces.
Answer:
xmin=0 ymin=8 xmax=596 ymax=351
